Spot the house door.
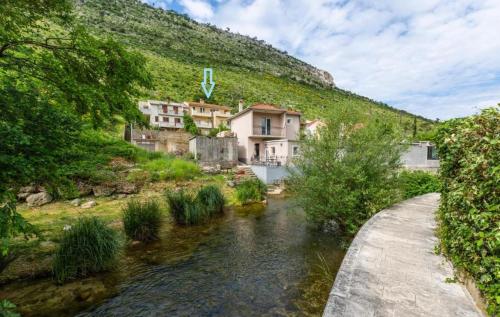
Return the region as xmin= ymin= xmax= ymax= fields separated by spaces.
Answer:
xmin=254 ymin=143 xmax=260 ymax=160
xmin=261 ymin=118 xmax=271 ymax=135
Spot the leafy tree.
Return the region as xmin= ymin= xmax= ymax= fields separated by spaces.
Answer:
xmin=289 ymin=109 xmax=404 ymax=235
xmin=183 ymin=113 xmax=200 ymax=135
xmin=0 ymin=0 xmax=152 ymax=127
xmin=0 ymin=0 xmax=152 ymax=266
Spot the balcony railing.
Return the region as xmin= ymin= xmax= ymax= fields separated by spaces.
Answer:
xmin=250 ymin=155 xmax=291 ymax=166
xmin=191 ymin=111 xmax=212 ymax=117
xmin=161 ymin=110 xmax=184 ymax=116
xmin=157 ymin=122 xmax=184 ymax=128
xmin=196 ymin=122 xmax=213 ymax=128
xmin=252 ymin=126 xmax=284 ymax=137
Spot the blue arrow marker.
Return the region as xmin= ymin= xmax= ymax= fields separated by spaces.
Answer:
xmin=201 ymin=68 xmax=215 ymax=99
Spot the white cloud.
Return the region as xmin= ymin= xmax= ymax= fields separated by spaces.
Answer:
xmin=179 ymin=0 xmax=214 ymax=19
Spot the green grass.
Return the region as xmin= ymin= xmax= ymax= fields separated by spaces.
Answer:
xmin=140 ymin=158 xmax=200 ymax=181
xmin=165 ymin=185 xmax=225 ymax=225
xmin=235 ymin=179 xmax=267 ymax=205
xmin=122 ymin=199 xmax=163 ymax=242
xmin=52 ymin=217 xmax=120 ymax=283
xmin=196 ymin=185 xmax=225 ymax=215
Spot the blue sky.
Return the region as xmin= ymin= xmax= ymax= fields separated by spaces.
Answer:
xmin=141 ymin=0 xmax=500 ymax=119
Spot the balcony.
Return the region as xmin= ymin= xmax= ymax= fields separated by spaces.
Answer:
xmin=157 ymin=121 xmax=184 ymax=128
xmin=191 ymin=111 xmax=212 ymax=118
xmin=214 ymin=111 xmax=231 ymax=118
xmin=251 ymin=126 xmax=285 ymax=138
xmin=196 ymin=122 xmax=213 ymax=129
xmin=161 ymin=110 xmax=184 ymax=116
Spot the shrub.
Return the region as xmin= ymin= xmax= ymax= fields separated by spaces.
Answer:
xmin=122 ymin=199 xmax=163 ymax=242
xmin=53 ymin=217 xmax=120 ymax=283
xmin=196 ymin=185 xmax=225 ymax=214
xmin=289 ymin=108 xmax=404 ymax=235
xmin=399 ymin=170 xmax=441 ymax=199
xmin=235 ymin=179 xmax=267 ymax=204
xmin=435 ymin=107 xmax=499 ymax=315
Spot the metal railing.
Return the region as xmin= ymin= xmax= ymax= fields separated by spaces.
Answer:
xmin=252 ymin=126 xmax=284 ymax=136
xmin=250 ymin=155 xmax=290 ymax=166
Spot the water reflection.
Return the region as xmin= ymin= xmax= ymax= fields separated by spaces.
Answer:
xmin=5 ymin=198 xmax=345 ymax=317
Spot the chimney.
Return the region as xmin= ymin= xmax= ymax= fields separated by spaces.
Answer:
xmin=238 ymin=99 xmax=244 ymax=112
xmin=199 ymin=99 xmax=205 ymax=104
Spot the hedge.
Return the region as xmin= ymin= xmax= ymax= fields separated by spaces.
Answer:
xmin=435 ymin=106 xmax=499 ymax=315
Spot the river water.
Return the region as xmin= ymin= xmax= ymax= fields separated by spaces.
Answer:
xmin=5 ymin=198 xmax=345 ymax=316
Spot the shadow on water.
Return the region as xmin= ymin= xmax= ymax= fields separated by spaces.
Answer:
xmin=3 ymin=198 xmax=345 ymax=317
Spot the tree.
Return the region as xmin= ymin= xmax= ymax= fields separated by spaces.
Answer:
xmin=0 ymin=0 xmax=152 ymax=127
xmin=183 ymin=114 xmax=200 ymax=135
xmin=289 ymin=109 xmax=405 ymax=235
xmin=0 ymin=0 xmax=152 ymax=266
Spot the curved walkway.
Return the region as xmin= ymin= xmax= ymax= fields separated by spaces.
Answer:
xmin=323 ymin=193 xmax=483 ymax=317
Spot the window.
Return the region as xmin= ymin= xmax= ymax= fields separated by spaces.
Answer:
xmin=175 ymin=118 xmax=181 ymax=124
xmin=163 ymin=117 xmax=169 ymax=122
xmin=200 ymin=107 xmax=205 ymax=113
xmin=143 ymin=105 xmax=149 ymax=109
xmin=173 ymin=106 xmax=178 ymax=114
xmin=287 ymin=118 xmax=292 ymax=124
xmin=293 ymin=146 xmax=299 ymax=156
xmin=155 ymin=116 xmax=159 ymax=122
xmin=427 ymin=146 xmax=438 ymax=160
xmin=271 ymin=147 xmax=276 ymax=155
xmin=261 ymin=117 xmax=271 ymax=135
xmin=162 ymin=105 xmax=168 ymax=113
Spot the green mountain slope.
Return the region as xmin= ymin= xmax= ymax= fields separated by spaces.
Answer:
xmin=76 ymin=0 xmax=434 ymax=134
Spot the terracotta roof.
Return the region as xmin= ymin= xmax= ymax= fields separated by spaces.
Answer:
xmin=250 ymin=104 xmax=301 ymax=115
xmin=185 ymin=101 xmax=231 ymax=111
xmin=228 ymin=103 xmax=301 ymax=121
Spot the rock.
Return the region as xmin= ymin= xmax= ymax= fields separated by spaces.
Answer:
xmin=116 ymin=194 xmax=127 ymax=199
xmin=19 ymin=185 xmax=37 ymax=194
xmin=226 ymin=180 xmax=236 ymax=188
xmin=92 ymin=185 xmax=115 ymax=197
xmin=201 ymin=165 xmax=221 ymax=174
xmin=81 ymin=200 xmax=97 ymax=209
xmin=26 ymin=192 xmax=52 ymax=207
xmin=116 ymin=182 xmax=137 ymax=194
xmin=322 ymin=219 xmax=341 ymax=235
xmin=70 ymin=198 xmax=82 ymax=206
xmin=77 ymin=181 xmax=92 ymax=197
xmin=17 ymin=192 xmax=31 ymax=201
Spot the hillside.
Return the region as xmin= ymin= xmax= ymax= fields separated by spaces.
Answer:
xmin=76 ymin=0 xmax=434 ymax=134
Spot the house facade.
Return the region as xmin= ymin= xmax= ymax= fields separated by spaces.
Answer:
xmin=401 ymin=141 xmax=440 ymax=172
xmin=184 ymin=100 xmax=231 ymax=134
xmin=228 ymin=103 xmax=301 ymax=165
xmin=139 ymin=100 xmax=186 ymax=129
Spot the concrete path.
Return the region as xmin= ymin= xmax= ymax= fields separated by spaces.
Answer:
xmin=323 ymin=193 xmax=483 ymax=317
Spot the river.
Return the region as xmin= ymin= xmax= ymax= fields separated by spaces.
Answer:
xmin=4 ymin=197 xmax=345 ymax=316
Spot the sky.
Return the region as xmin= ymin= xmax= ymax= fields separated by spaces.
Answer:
xmin=141 ymin=0 xmax=500 ymax=120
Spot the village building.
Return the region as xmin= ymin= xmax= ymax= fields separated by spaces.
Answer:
xmin=228 ymin=103 xmax=301 ymax=165
xmin=184 ymin=100 xmax=232 ymax=135
xmin=139 ymin=100 xmax=186 ymax=129
xmin=401 ymin=141 xmax=440 ymax=172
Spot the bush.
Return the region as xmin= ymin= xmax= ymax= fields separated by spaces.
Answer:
xmin=289 ymin=109 xmax=404 ymax=235
xmin=53 ymin=217 xmax=120 ymax=283
xmin=435 ymin=107 xmax=499 ymax=315
xmin=122 ymin=199 xmax=163 ymax=242
xmin=165 ymin=185 xmax=225 ymax=225
xmin=197 ymin=185 xmax=225 ymax=214
xmin=235 ymin=179 xmax=267 ymax=204
xmin=399 ymin=170 xmax=441 ymax=199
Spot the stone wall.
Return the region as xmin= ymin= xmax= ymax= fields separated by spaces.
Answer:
xmin=189 ymin=136 xmax=238 ymax=167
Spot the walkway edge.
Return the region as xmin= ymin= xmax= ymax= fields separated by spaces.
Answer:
xmin=322 ymin=193 xmax=483 ymax=317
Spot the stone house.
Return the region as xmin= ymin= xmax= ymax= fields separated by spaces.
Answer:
xmin=183 ymin=100 xmax=232 ymax=135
